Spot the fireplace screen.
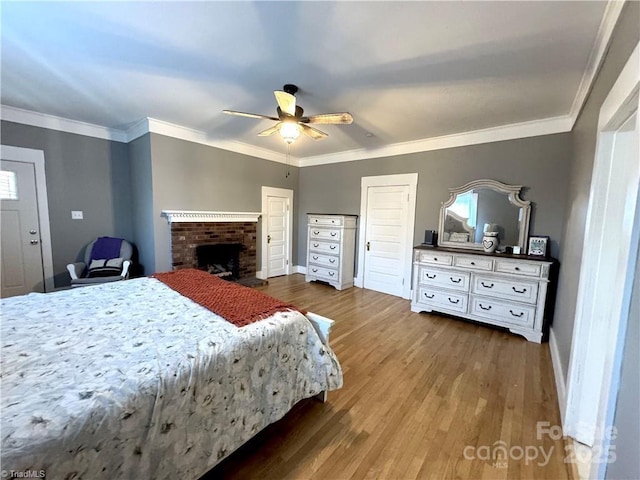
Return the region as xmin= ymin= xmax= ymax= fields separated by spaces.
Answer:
xmin=195 ymin=243 xmax=244 ymax=280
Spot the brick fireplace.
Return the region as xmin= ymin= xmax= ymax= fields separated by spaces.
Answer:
xmin=162 ymin=211 xmax=261 ymax=279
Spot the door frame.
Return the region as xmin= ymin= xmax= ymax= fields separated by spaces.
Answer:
xmin=259 ymin=186 xmax=293 ymax=279
xmin=564 ymin=42 xmax=639 ymax=477
xmin=1 ymin=145 xmax=54 ymax=293
xmin=356 ymin=173 xmax=418 ymax=299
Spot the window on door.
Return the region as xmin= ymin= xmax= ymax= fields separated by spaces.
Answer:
xmin=0 ymin=170 xmax=18 ymax=200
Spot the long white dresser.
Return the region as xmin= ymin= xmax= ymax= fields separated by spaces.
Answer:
xmin=411 ymin=246 xmax=555 ymax=342
xmin=306 ymin=214 xmax=357 ymax=290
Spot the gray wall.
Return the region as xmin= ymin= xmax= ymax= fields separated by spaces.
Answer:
xmin=606 ymin=239 xmax=640 ymax=480
xmin=553 ymin=2 xmax=640 ymax=379
xmin=606 ymin=240 xmax=639 ymax=480
xmin=128 ymin=134 xmax=155 ymax=275
xmin=148 ymin=133 xmax=299 ymax=273
xmin=1 ymin=120 xmax=132 ymax=287
xmin=298 ymin=133 xmax=572 ymax=269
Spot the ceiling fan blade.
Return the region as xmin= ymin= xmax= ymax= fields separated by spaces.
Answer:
xmin=274 ymin=91 xmax=296 ymax=116
xmin=302 ymin=112 xmax=354 ymax=125
xmin=223 ymin=110 xmax=279 ymax=121
xmin=257 ymin=123 xmax=283 ymax=136
xmin=300 ymin=123 xmax=328 ymax=140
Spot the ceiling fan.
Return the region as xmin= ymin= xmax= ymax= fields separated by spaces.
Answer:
xmin=223 ymin=84 xmax=353 ymax=144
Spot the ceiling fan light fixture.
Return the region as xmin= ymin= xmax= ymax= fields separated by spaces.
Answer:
xmin=279 ymin=122 xmax=300 ymax=144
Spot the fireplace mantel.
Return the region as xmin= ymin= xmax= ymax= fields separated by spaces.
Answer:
xmin=161 ymin=210 xmax=261 ymax=224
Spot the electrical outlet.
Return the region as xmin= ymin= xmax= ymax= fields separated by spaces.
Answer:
xmin=71 ymin=210 xmax=83 ymax=220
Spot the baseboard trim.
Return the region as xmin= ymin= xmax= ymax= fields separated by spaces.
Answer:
xmin=549 ymin=327 xmax=567 ymax=426
xmin=293 ymin=265 xmax=307 ymax=274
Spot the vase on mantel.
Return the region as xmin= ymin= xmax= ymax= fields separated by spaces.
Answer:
xmin=482 ymin=232 xmax=499 ymax=253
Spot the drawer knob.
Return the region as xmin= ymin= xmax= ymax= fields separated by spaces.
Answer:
xmin=312 ymin=268 xmax=318 ymax=273
xmin=331 ymin=232 xmax=337 ymax=237
xmin=329 ymin=271 xmax=335 ymax=276
xmin=330 ymin=245 xmax=336 ymax=250
xmin=313 ymin=243 xmax=319 ymax=247
xmin=449 ymin=277 xmax=462 ymax=284
xmin=329 ymin=259 xmax=336 ymax=263
xmin=424 ymin=293 xmax=435 ymax=299
xmin=479 ymin=304 xmax=492 ymax=311
xmin=434 ymin=257 xmax=438 ymax=261
xmin=470 ymin=261 xmax=475 ymax=265
xmin=481 ymin=281 xmax=494 ymax=288
xmin=448 ymin=298 xmax=460 ymax=304
xmin=426 ymin=273 xmax=436 ymax=279
xmin=512 ymin=287 xmax=527 ymax=294
xmin=313 ymin=256 xmax=319 ymax=260
xmin=514 ymin=266 xmax=520 ymax=271
xmin=314 ymin=230 xmax=320 ymax=235
xmin=509 ymin=310 xmax=524 ymax=318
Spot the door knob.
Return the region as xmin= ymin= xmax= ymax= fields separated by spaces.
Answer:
xmin=366 ymin=241 xmax=370 ymax=251
xmin=30 ymin=239 xmax=39 ymax=245
xmin=267 ymin=235 xmax=271 ymax=244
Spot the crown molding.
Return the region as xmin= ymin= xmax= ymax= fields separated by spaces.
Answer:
xmin=568 ymin=0 xmax=626 ymax=127
xmin=1 ymin=104 xmax=574 ymax=167
xmin=0 ymin=106 xmax=575 ymax=168
xmin=298 ymin=116 xmax=573 ymax=167
xmin=0 ymin=105 xmax=128 ymax=142
xmin=161 ymin=210 xmax=261 ymax=224
xmin=127 ymin=117 xmax=298 ymax=166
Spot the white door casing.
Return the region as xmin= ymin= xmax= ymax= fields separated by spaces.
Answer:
xmin=260 ymin=186 xmax=293 ymax=279
xmin=564 ymin=42 xmax=639 ymax=480
xmin=357 ymin=173 xmax=418 ymax=299
xmin=0 ymin=145 xmax=54 ymax=294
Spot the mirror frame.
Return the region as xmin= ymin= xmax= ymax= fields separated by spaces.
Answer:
xmin=438 ymin=179 xmax=531 ymax=251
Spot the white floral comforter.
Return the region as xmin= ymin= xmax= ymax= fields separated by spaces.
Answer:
xmin=0 ymin=277 xmax=342 ymax=479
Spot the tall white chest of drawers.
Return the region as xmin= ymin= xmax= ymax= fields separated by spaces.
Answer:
xmin=411 ymin=247 xmax=555 ymax=342
xmin=306 ymin=214 xmax=357 ymax=290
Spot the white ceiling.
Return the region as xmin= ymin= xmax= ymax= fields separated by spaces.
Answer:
xmin=1 ymin=1 xmax=609 ymax=160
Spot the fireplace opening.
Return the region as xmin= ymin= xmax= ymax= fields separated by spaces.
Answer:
xmin=196 ymin=243 xmax=244 ymax=280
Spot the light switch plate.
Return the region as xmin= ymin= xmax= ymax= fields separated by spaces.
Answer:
xmin=71 ymin=210 xmax=83 ymax=220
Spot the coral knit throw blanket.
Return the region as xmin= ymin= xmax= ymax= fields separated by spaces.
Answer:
xmin=151 ymin=269 xmax=302 ymax=327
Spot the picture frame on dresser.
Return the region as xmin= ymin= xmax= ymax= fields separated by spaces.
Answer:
xmin=528 ymin=235 xmax=550 ymax=257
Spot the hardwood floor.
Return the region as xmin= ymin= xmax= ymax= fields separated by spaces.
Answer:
xmin=207 ymin=274 xmax=570 ymax=479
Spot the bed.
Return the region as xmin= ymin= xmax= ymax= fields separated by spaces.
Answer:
xmin=1 ymin=269 xmax=342 ymax=479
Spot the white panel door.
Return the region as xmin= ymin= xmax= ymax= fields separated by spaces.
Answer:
xmin=266 ymin=195 xmax=289 ymax=277
xmin=363 ymin=185 xmax=410 ymax=296
xmin=1 ymin=160 xmax=44 ymax=297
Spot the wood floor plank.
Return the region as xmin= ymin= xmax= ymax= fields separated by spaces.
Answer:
xmin=206 ymin=275 xmax=570 ymax=479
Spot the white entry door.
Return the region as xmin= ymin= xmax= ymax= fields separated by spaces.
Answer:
xmin=262 ymin=187 xmax=293 ymax=278
xmin=363 ymin=184 xmax=411 ymax=297
xmin=1 ymin=160 xmax=44 ymax=297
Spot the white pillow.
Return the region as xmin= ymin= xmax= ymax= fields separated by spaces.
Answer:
xmin=88 ymin=258 xmax=124 ymax=277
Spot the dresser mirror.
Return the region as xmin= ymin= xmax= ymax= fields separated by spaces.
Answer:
xmin=438 ymin=179 xmax=531 ymax=251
